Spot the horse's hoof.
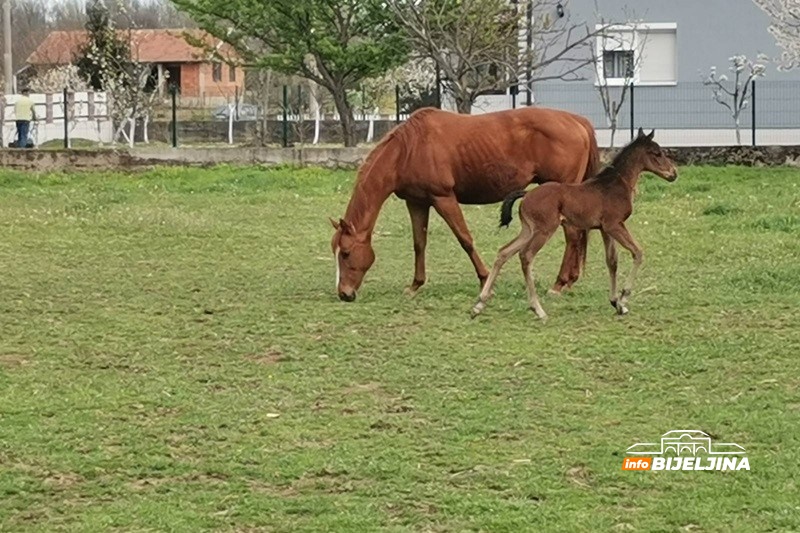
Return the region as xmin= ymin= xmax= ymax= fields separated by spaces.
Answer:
xmin=610 ymin=299 xmax=618 ymax=309
xmin=470 ymin=302 xmax=485 ymax=318
xmin=405 ymin=280 xmax=425 ymax=296
xmin=616 ymin=303 xmax=629 ymax=315
xmin=530 ymin=307 xmax=548 ymax=321
xmin=548 ymin=288 xmax=562 ymax=297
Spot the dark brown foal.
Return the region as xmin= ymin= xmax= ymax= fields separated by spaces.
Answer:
xmin=471 ymin=129 xmax=678 ymax=319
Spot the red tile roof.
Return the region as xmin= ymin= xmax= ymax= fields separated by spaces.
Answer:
xmin=27 ymin=29 xmax=239 ymax=65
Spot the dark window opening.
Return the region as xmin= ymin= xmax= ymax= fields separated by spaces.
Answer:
xmin=603 ymin=50 xmax=634 ymax=79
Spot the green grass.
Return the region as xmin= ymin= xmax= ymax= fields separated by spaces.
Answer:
xmin=1 ymin=164 xmax=799 ymax=532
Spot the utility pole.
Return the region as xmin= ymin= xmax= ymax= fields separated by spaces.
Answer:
xmin=3 ymin=0 xmax=11 ymax=94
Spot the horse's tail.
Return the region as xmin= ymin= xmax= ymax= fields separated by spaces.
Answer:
xmin=577 ymin=118 xmax=599 ymax=274
xmin=499 ymin=190 xmax=527 ymax=228
xmin=581 ymin=118 xmax=600 ymax=182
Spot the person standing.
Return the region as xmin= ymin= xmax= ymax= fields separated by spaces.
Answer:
xmin=14 ymin=88 xmax=37 ymax=148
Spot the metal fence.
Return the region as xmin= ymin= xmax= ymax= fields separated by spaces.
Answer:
xmin=4 ymin=79 xmax=799 ymax=149
xmin=533 ymin=80 xmax=800 ymax=129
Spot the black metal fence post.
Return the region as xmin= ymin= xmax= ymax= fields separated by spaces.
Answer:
xmin=282 ymin=85 xmax=289 ymax=147
xmin=170 ymin=85 xmax=178 ymax=148
xmin=435 ymin=64 xmax=442 ymax=109
xmin=395 ymin=85 xmax=401 ymax=124
xmin=63 ymin=87 xmax=69 ymax=149
xmin=751 ymin=79 xmax=756 ymax=147
xmin=629 ymin=81 xmax=635 ymax=140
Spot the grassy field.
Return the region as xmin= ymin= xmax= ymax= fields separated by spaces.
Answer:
xmin=0 ymin=164 xmax=799 ymax=532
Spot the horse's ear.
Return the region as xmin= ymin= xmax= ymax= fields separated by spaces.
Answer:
xmin=329 ymin=217 xmax=340 ymax=230
xmin=647 ymin=129 xmax=655 ymax=140
xmin=339 ymin=218 xmax=356 ymax=235
xmin=637 ymin=127 xmax=645 ymax=138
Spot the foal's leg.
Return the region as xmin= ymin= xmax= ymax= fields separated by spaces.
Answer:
xmin=405 ymin=201 xmax=430 ymax=295
xmin=605 ymin=224 xmax=643 ymax=315
xmin=601 ymin=230 xmax=619 ymax=308
xmin=432 ymin=195 xmax=490 ymax=288
xmin=551 ymin=225 xmax=586 ymax=295
xmin=470 ymin=222 xmax=534 ymax=318
xmin=520 ymin=230 xmax=556 ymax=320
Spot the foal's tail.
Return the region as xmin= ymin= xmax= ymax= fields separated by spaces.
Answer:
xmin=500 ymin=190 xmax=527 ymax=228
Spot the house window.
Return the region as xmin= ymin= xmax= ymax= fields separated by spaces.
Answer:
xmin=596 ymin=23 xmax=677 ymax=85
xmin=603 ymin=50 xmax=634 ymax=79
xmin=229 ymin=65 xmax=236 ymax=82
xmin=212 ymin=62 xmax=222 ymax=82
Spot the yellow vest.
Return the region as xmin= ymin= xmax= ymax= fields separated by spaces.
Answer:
xmin=14 ymin=96 xmax=35 ymax=121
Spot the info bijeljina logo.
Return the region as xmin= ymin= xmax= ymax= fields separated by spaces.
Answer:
xmin=622 ymin=430 xmax=750 ymax=472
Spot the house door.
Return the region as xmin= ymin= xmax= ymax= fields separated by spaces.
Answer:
xmin=164 ymin=64 xmax=182 ymax=93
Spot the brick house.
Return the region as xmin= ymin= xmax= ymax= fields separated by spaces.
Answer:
xmin=26 ymin=29 xmax=244 ymax=105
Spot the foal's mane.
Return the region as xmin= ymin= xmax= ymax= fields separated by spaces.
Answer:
xmin=591 ymin=135 xmax=649 ymax=184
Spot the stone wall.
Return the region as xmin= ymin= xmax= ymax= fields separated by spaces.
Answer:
xmin=2 ymin=144 xmax=800 ymax=172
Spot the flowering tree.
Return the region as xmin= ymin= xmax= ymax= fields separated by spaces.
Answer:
xmin=77 ymin=0 xmax=164 ymax=146
xmin=27 ymin=65 xmax=90 ymax=93
xmin=752 ymin=0 xmax=800 ymax=69
xmin=702 ymin=55 xmax=767 ymax=145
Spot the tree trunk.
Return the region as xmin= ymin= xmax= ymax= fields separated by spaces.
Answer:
xmin=734 ymin=115 xmax=741 ymax=145
xmin=455 ymin=94 xmax=473 ymax=114
xmin=331 ymin=86 xmax=357 ymax=147
xmin=128 ymin=118 xmax=135 ymax=149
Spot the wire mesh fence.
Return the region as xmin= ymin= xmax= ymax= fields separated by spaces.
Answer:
xmin=3 ymin=79 xmax=798 ymax=149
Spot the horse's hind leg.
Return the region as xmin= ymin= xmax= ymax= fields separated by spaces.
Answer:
xmin=405 ymin=201 xmax=430 ymax=295
xmin=470 ymin=222 xmax=534 ymax=318
xmin=520 ymin=230 xmax=555 ymax=320
xmin=601 ymin=230 xmax=619 ymax=309
xmin=605 ymin=223 xmax=643 ymax=315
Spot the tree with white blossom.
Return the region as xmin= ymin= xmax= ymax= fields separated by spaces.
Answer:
xmin=752 ymin=0 xmax=800 ymax=69
xmin=78 ymin=0 xmax=164 ymax=146
xmin=27 ymin=65 xmax=91 ymax=93
xmin=702 ymin=55 xmax=767 ymax=145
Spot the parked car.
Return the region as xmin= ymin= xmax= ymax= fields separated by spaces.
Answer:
xmin=211 ymin=104 xmax=260 ymax=121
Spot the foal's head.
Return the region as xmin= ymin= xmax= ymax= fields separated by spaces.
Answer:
xmin=330 ymin=218 xmax=375 ymax=302
xmin=627 ymin=128 xmax=678 ymax=182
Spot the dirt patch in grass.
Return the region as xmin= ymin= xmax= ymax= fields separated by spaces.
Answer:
xmin=0 ymin=354 xmax=30 ymax=368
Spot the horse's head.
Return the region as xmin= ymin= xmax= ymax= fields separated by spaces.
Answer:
xmin=330 ymin=218 xmax=375 ymax=302
xmin=634 ymin=128 xmax=678 ymax=182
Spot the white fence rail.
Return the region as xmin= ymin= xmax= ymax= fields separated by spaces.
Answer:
xmin=1 ymin=92 xmax=114 ymax=146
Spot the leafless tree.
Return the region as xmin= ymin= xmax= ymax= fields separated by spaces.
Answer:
xmin=387 ymin=0 xmax=608 ymax=114
xmin=702 ymin=55 xmax=767 ymax=145
xmin=593 ymin=14 xmax=647 ymax=147
xmin=753 ymin=0 xmax=800 ymax=69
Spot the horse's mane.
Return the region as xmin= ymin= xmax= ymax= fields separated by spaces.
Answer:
xmin=354 ymin=107 xmax=437 ymax=184
xmin=345 ymin=108 xmax=438 ymax=224
xmin=591 ymin=136 xmax=648 ymax=184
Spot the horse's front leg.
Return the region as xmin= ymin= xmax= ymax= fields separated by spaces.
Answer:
xmin=431 ymin=195 xmax=489 ymax=288
xmin=605 ymin=223 xmax=643 ymax=315
xmin=405 ymin=201 xmax=430 ymax=295
xmin=601 ymin=230 xmax=619 ymax=309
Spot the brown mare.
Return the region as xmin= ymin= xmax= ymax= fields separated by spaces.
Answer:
xmin=470 ymin=129 xmax=678 ymax=319
xmin=330 ymin=106 xmax=599 ymax=301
